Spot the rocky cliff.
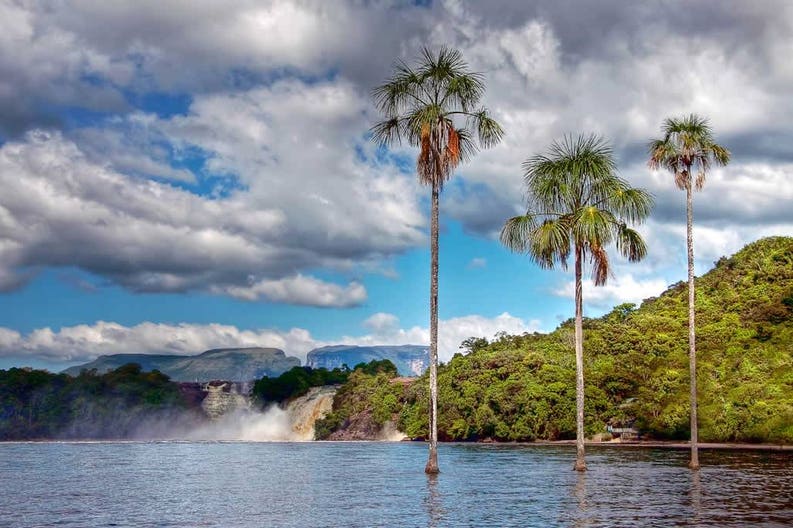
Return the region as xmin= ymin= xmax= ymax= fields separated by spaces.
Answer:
xmin=200 ymin=381 xmax=251 ymax=420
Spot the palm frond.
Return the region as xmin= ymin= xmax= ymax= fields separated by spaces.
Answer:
xmin=694 ymin=168 xmax=706 ymax=191
xmin=500 ymin=214 xmax=539 ymax=253
xmin=472 ymin=109 xmax=504 ymax=149
xmin=608 ymin=186 xmax=654 ymax=224
xmin=572 ymin=206 xmax=615 ymax=248
xmin=454 ymin=127 xmax=477 ymax=163
xmin=420 ymin=46 xmax=468 ymax=83
xmin=710 ymin=143 xmax=731 ymax=166
xmin=529 ymin=218 xmax=571 ymax=270
xmin=417 ymin=118 xmax=460 ymax=188
xmin=370 ymin=117 xmax=404 ymax=146
xmin=523 ymin=153 xmax=571 ymax=213
xmin=371 ymin=60 xmax=424 ymax=117
xmin=615 ymin=225 xmax=648 ymax=262
xmin=402 ymin=104 xmax=445 ymax=147
xmin=648 ymin=139 xmax=680 ymax=174
xmin=675 ymin=169 xmax=690 ymax=191
xmin=443 ymin=73 xmax=485 ymax=111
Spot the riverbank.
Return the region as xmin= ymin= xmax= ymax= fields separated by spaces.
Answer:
xmin=526 ymin=440 xmax=793 ymax=451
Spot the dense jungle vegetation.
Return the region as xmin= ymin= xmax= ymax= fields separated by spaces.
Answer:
xmin=322 ymin=237 xmax=793 ymax=443
xmin=0 ymin=363 xmax=192 ymax=440
xmin=251 ymin=365 xmax=350 ymax=405
xmin=314 ymin=359 xmax=402 ymax=439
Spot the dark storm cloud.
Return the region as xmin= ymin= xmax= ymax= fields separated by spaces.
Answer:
xmin=443 ymin=181 xmax=519 ymax=238
xmin=721 ymin=130 xmax=793 ymax=164
xmin=464 ymin=0 xmax=788 ymax=62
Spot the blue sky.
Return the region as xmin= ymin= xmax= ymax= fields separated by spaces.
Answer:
xmin=1 ymin=0 xmax=791 ymax=370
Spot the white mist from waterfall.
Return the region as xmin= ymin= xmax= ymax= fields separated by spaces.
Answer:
xmin=181 ymin=386 xmax=337 ymax=442
xmin=378 ymin=421 xmax=408 ymax=442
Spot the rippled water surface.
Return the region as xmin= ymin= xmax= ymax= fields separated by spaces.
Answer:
xmin=0 ymin=442 xmax=790 ymax=527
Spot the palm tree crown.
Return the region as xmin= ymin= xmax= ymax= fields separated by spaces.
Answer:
xmin=371 ymin=46 xmax=503 ymax=186
xmin=501 ymin=134 xmax=652 ymax=281
xmin=648 ymin=114 xmax=730 ymax=191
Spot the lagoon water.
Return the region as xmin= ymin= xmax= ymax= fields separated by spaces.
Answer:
xmin=0 ymin=442 xmax=791 ymax=527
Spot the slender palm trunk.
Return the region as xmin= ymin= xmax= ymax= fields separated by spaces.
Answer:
xmin=425 ymin=181 xmax=440 ymax=475
xmin=573 ymin=244 xmax=586 ymax=472
xmin=686 ymin=181 xmax=700 ymax=470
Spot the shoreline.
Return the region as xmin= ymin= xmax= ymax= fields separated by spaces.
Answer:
xmin=3 ymin=439 xmax=791 ymax=451
xmin=510 ymin=440 xmax=793 ymax=451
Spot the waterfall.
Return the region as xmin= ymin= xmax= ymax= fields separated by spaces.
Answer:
xmin=185 ymin=384 xmax=337 ymax=441
xmin=285 ymin=386 xmax=337 ymax=441
xmin=200 ymin=382 xmax=251 ymax=420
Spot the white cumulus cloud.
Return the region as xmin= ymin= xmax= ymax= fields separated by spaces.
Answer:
xmin=0 ymin=321 xmax=319 ymax=364
xmin=216 ymin=275 xmax=367 ymax=307
xmin=553 ymin=274 xmax=669 ymax=310
xmin=341 ymin=312 xmax=542 ymax=363
xmin=1 ymin=312 xmax=543 ymax=367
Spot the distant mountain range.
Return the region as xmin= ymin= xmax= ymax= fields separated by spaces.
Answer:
xmin=62 ymin=347 xmax=300 ymax=382
xmin=62 ymin=344 xmax=431 ymax=381
xmin=306 ymin=345 xmax=429 ymax=376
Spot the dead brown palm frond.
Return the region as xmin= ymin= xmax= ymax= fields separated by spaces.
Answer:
xmin=590 ymin=242 xmax=610 ymax=286
xmin=446 ymin=126 xmax=460 ymax=166
xmin=675 ymin=169 xmax=689 ymax=191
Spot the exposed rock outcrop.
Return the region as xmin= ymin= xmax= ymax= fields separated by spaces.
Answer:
xmin=200 ymin=382 xmax=250 ymax=420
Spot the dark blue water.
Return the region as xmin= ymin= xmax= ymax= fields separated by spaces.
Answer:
xmin=0 ymin=442 xmax=790 ymax=527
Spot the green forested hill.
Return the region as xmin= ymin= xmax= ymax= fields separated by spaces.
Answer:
xmin=328 ymin=237 xmax=793 ymax=443
xmin=0 ymin=364 xmax=196 ymax=440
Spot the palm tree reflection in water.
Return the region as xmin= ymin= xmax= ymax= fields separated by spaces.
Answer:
xmin=690 ymin=469 xmax=703 ymax=524
xmin=424 ymin=474 xmax=444 ymax=528
xmin=572 ymin=471 xmax=592 ymax=528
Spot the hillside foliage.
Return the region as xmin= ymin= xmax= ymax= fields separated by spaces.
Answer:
xmin=314 ymin=360 xmax=403 ymax=440
xmin=325 ymin=237 xmax=793 ymax=443
xmin=251 ymin=365 xmax=350 ymax=405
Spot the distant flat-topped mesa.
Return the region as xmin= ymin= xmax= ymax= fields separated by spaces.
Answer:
xmin=62 ymin=347 xmax=301 ymax=382
xmin=306 ymin=345 xmax=429 ymax=376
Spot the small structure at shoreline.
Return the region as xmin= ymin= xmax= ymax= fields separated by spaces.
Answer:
xmin=607 ymin=425 xmax=640 ymax=441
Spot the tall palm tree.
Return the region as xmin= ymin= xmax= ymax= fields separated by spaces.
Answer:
xmin=648 ymin=115 xmax=730 ymax=470
xmin=501 ymin=134 xmax=652 ymax=471
xmin=371 ymin=47 xmax=503 ymax=474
